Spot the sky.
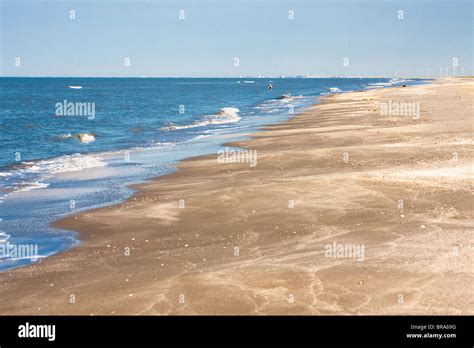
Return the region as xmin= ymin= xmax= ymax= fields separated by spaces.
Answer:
xmin=1 ymin=0 xmax=472 ymax=77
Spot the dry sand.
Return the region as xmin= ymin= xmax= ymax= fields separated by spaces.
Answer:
xmin=0 ymin=78 xmax=472 ymax=315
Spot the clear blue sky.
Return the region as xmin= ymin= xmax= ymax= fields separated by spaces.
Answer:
xmin=1 ymin=0 xmax=472 ymax=77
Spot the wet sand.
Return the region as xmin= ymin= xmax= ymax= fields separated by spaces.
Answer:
xmin=0 ymin=78 xmax=472 ymax=315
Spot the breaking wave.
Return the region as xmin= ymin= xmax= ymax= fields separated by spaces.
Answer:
xmin=161 ymin=107 xmax=241 ymax=131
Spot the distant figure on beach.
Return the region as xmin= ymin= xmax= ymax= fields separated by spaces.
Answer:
xmin=268 ymin=83 xmax=273 ymax=91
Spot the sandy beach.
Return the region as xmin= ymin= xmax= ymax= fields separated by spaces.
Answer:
xmin=0 ymin=78 xmax=472 ymax=315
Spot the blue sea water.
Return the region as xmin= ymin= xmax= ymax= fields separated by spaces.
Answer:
xmin=0 ymin=77 xmax=428 ymax=270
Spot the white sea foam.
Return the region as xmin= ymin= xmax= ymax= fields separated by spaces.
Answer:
xmin=25 ymin=153 xmax=106 ymax=175
xmin=328 ymin=87 xmax=342 ymax=92
xmin=254 ymin=94 xmax=307 ymax=114
xmin=161 ymin=107 xmax=241 ymax=131
xmin=192 ymin=134 xmax=212 ymax=141
xmin=58 ymin=133 xmax=72 ymax=139
xmin=367 ymin=78 xmax=409 ymax=89
xmin=15 ymin=181 xmax=50 ymax=192
xmin=75 ymin=133 xmax=95 ymax=143
xmin=67 ymin=85 xmax=82 ymax=89
xmin=0 ymin=232 xmax=11 ymax=244
xmin=3 ymin=153 xmax=108 ymax=194
xmin=1 ymin=255 xmax=48 ymax=261
xmin=275 ymin=94 xmax=305 ymax=102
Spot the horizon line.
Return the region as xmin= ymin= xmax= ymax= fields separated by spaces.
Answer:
xmin=0 ymin=75 xmax=461 ymax=79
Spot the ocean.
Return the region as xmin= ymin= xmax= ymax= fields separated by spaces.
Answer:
xmin=0 ymin=77 xmax=427 ymax=270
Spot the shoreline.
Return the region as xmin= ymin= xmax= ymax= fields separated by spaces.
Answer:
xmin=0 ymin=78 xmax=472 ymax=314
xmin=0 ymin=78 xmax=404 ymax=272
xmin=47 ymin=80 xmax=409 ymax=242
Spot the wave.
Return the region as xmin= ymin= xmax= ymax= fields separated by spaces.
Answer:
xmin=0 ymin=232 xmax=11 ymax=244
xmin=24 ymin=153 xmax=106 ymax=175
xmin=328 ymin=87 xmax=342 ymax=92
xmin=67 ymin=85 xmax=82 ymax=89
xmin=254 ymin=94 xmax=308 ymax=114
xmin=0 ymin=139 xmax=182 ymax=195
xmin=192 ymin=134 xmax=212 ymax=141
xmin=54 ymin=133 xmax=72 ymax=141
xmin=75 ymin=133 xmax=95 ymax=143
xmin=161 ymin=107 xmax=241 ymax=131
xmin=0 ymin=255 xmax=47 ymax=261
xmin=366 ymin=78 xmax=409 ymax=89
xmin=237 ymin=81 xmax=256 ymax=84
xmin=1 ymin=255 xmax=49 ymax=261
xmin=14 ymin=181 xmax=50 ymax=192
xmin=275 ymin=94 xmax=304 ymax=101
xmin=0 ymin=153 xmax=107 ymax=194
xmin=54 ymin=132 xmax=94 ymax=143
